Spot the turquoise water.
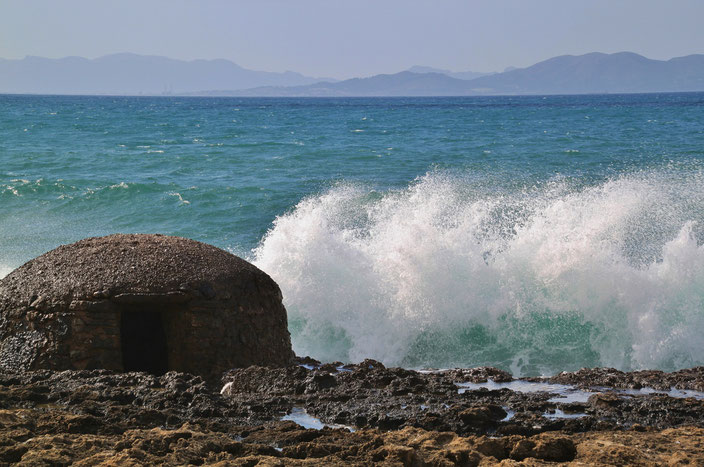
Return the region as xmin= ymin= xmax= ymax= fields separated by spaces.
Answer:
xmin=2 ymin=93 xmax=704 ymax=375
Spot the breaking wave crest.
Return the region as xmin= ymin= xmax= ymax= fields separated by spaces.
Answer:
xmin=254 ymin=167 xmax=704 ymax=375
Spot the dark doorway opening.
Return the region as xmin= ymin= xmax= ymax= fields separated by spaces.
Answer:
xmin=120 ymin=311 xmax=168 ymax=375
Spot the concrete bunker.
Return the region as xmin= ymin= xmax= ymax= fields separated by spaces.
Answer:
xmin=0 ymin=234 xmax=294 ymax=381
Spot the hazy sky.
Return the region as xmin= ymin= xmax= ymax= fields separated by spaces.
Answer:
xmin=2 ymin=0 xmax=703 ymax=79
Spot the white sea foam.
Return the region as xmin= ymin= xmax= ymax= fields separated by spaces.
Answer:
xmin=169 ymin=192 xmax=191 ymax=205
xmin=254 ymin=169 xmax=704 ymax=375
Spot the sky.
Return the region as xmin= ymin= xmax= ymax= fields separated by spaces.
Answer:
xmin=1 ymin=0 xmax=704 ymax=79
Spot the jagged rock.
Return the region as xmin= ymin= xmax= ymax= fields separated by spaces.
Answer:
xmin=0 ymin=234 xmax=294 ymax=380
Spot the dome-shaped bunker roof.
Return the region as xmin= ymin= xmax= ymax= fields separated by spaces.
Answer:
xmin=0 ymin=234 xmax=293 ymax=377
xmin=0 ymin=234 xmax=277 ymax=308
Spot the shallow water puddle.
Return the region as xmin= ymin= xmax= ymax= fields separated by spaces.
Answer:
xmin=619 ymin=387 xmax=704 ymax=400
xmin=282 ymin=407 xmax=326 ymax=429
xmin=296 ymin=363 xmax=353 ymax=372
xmin=501 ymin=409 xmax=515 ymax=421
xmin=282 ymin=407 xmax=355 ymax=431
xmin=456 ymin=380 xmax=594 ymax=403
xmin=542 ymin=408 xmax=588 ymax=420
xmin=456 ymin=379 xmax=704 ymax=402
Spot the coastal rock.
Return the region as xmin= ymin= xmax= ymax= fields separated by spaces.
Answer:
xmin=221 ymin=363 xmax=704 ymax=436
xmin=0 ymin=366 xmax=704 ymax=464
xmin=0 ymin=234 xmax=294 ymax=380
xmin=548 ymin=366 xmax=704 ymax=391
xmin=449 ymin=366 xmax=514 ymax=383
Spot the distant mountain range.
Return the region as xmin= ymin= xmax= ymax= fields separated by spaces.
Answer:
xmin=232 ymin=52 xmax=704 ymax=97
xmin=2 ymin=52 xmax=704 ymax=96
xmin=466 ymin=52 xmax=704 ymax=95
xmin=0 ymin=53 xmax=334 ymax=95
xmin=201 ymin=72 xmax=480 ymax=97
xmin=405 ymin=66 xmax=494 ymax=81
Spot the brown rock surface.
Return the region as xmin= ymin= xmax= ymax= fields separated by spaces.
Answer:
xmin=0 ymin=234 xmax=294 ymax=380
xmin=1 ymin=408 xmax=702 ymax=465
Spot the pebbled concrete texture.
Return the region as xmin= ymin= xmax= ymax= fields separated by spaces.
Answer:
xmin=0 ymin=234 xmax=294 ymax=380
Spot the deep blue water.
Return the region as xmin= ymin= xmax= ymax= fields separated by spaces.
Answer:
xmin=2 ymin=93 xmax=704 ymax=375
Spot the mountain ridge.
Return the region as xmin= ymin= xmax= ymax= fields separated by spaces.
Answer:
xmin=211 ymin=52 xmax=704 ymax=97
xmin=465 ymin=52 xmax=704 ymax=95
xmin=406 ymin=65 xmax=494 ymax=81
xmin=2 ymin=52 xmax=704 ymax=96
xmin=0 ymin=53 xmax=335 ymax=95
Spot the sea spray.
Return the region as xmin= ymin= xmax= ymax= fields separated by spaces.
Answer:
xmin=254 ymin=168 xmax=704 ymax=375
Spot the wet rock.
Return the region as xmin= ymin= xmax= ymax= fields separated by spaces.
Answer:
xmin=304 ymin=371 xmax=338 ymax=393
xmin=1 ymin=365 xmax=704 ymax=464
xmin=217 ymin=362 xmax=704 ymax=437
xmin=548 ymin=366 xmax=704 ymax=391
xmin=588 ymin=392 xmax=622 ymax=408
xmin=449 ymin=366 xmax=513 ymax=383
xmin=459 ymin=405 xmax=507 ymax=427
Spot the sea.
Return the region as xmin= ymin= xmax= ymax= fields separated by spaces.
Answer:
xmin=2 ymin=93 xmax=704 ymax=377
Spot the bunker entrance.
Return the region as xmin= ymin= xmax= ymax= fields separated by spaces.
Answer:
xmin=120 ymin=310 xmax=169 ymax=375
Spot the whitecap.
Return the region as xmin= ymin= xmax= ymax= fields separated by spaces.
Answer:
xmin=169 ymin=192 xmax=190 ymax=205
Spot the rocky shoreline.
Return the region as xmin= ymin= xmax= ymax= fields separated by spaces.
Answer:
xmin=0 ymin=360 xmax=703 ymax=465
